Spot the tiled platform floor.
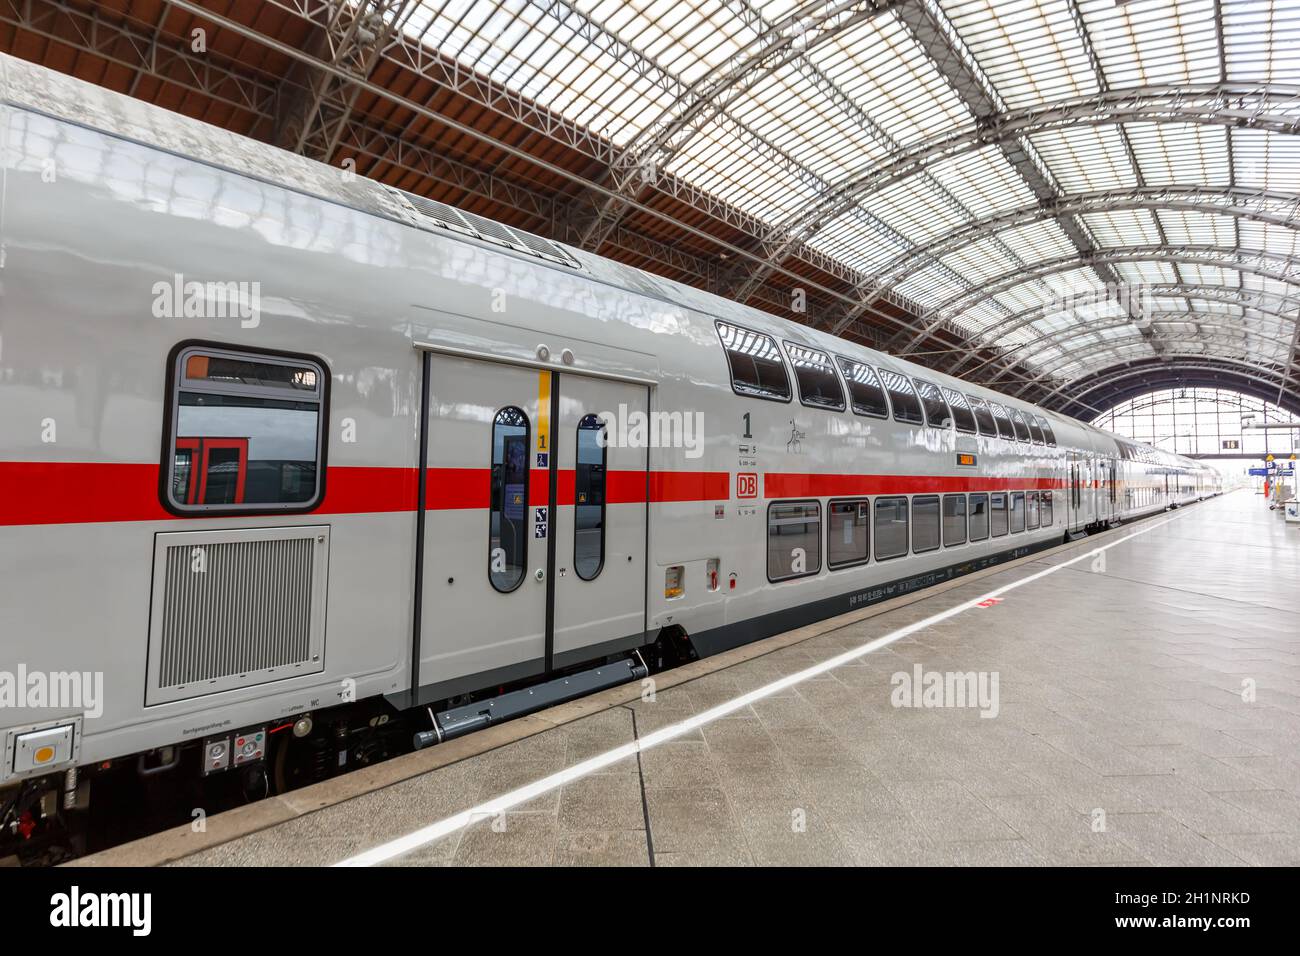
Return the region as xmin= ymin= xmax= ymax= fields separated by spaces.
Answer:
xmin=179 ymin=491 xmax=1300 ymax=866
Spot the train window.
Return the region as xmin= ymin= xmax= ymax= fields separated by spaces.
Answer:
xmin=165 ymin=346 xmax=326 ymax=514
xmin=768 ymin=501 xmax=821 ymax=582
xmin=874 ymin=497 xmax=910 ymax=560
xmin=968 ymin=396 xmax=996 ymax=436
xmin=912 ymin=379 xmax=952 ymax=429
xmin=940 ymin=388 xmax=977 ymax=434
xmin=877 ymin=369 xmax=925 ymax=425
xmin=1027 ymin=491 xmax=1040 ymax=530
xmin=1010 ymin=492 xmax=1026 ymax=533
xmin=990 ymin=492 xmax=1009 ymax=536
xmin=989 ymin=402 xmax=1015 ymax=440
xmin=968 ymin=493 xmax=990 ymax=540
xmin=1042 ymin=491 xmax=1053 ymax=527
xmin=1024 ymin=414 xmax=1045 ymax=445
xmin=942 ymin=494 xmax=968 ymax=546
xmin=828 ymin=499 xmax=870 ymax=569
xmin=490 ymin=406 xmax=531 ymax=592
xmin=1035 ymin=414 xmax=1057 ymax=446
xmin=574 ymin=414 xmax=606 ymax=581
xmin=836 ymin=357 xmax=890 ymax=418
xmin=784 ymin=342 xmax=845 ymax=411
xmin=912 ymin=495 xmax=941 ymax=553
xmin=716 ymin=321 xmax=791 ymax=402
xmin=1008 ymin=409 xmax=1032 ymax=442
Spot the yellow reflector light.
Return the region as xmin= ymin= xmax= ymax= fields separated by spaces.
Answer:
xmin=34 ymin=746 xmax=56 ymax=764
xmin=665 ymin=566 xmax=684 ymax=599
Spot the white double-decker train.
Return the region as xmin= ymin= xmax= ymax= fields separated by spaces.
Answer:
xmin=0 ymin=54 xmax=1219 ymax=860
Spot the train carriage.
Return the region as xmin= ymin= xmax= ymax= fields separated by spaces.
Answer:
xmin=0 ymin=55 xmax=1220 ymax=858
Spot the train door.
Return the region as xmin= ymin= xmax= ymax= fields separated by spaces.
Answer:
xmin=1084 ymin=456 xmax=1097 ymax=527
xmin=551 ymin=376 xmax=649 ymax=667
xmin=1067 ymin=452 xmax=1085 ymax=532
xmin=417 ymin=353 xmax=550 ymax=700
xmin=1104 ymin=458 xmax=1118 ymax=524
xmin=1069 ymin=453 xmax=1101 ymax=530
xmin=414 ymin=353 xmax=649 ymax=704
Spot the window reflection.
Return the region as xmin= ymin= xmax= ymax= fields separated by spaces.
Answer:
xmin=575 ymin=414 xmax=607 ymax=581
xmin=490 ymin=406 xmax=531 ymax=593
xmin=169 ymin=350 xmax=324 ymax=511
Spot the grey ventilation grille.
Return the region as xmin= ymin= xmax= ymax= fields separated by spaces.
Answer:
xmin=460 ymin=209 xmax=523 ymax=248
xmin=404 ymin=193 xmax=477 ymax=237
xmin=387 ymin=186 xmax=579 ymax=268
xmin=146 ymin=527 xmax=329 ymax=705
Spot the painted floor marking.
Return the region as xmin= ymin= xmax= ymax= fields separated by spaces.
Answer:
xmin=336 ymin=510 xmax=1185 ymax=866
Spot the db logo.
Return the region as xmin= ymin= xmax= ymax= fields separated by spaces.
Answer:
xmin=736 ymin=472 xmax=758 ymax=499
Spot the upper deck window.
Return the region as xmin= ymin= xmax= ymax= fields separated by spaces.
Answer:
xmin=784 ymin=342 xmax=845 ymax=411
xmin=716 ymin=321 xmax=791 ymax=401
xmin=1035 ymin=414 xmax=1057 ymax=446
xmin=968 ymin=396 xmax=996 ymax=436
xmin=1008 ymin=408 xmax=1032 ymax=442
xmin=835 ymin=356 xmax=889 ymax=419
xmin=940 ymin=387 xmax=977 ymax=434
xmin=877 ymin=368 xmax=924 ymax=425
xmin=1024 ymin=413 xmax=1045 ymax=445
xmin=989 ymin=402 xmax=1015 ymax=440
xmin=912 ymin=379 xmax=952 ymax=429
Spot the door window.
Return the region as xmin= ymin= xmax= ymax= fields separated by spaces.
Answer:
xmin=490 ymin=406 xmax=531 ymax=592
xmin=574 ymin=414 xmax=607 ymax=581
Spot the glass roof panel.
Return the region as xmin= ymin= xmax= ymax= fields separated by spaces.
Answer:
xmin=1123 ymin=123 xmax=1232 ymax=187
xmin=808 ymin=11 xmax=975 ymax=148
xmin=939 ymin=0 xmax=1100 ymax=110
xmin=1155 ymin=210 xmax=1241 ymax=247
xmin=1078 ymin=0 xmax=1223 ymax=87
xmin=1223 ymin=1 xmax=1300 ymax=83
xmin=395 ymin=0 xmax=1300 ymax=383
xmin=1081 ymin=210 xmax=1164 ymax=248
xmin=1027 ymin=126 xmax=1139 ymax=193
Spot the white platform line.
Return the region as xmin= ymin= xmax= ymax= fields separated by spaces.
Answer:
xmin=336 ymin=510 xmax=1186 ymax=867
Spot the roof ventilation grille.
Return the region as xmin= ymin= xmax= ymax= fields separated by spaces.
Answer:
xmin=388 ymin=187 xmax=579 ymax=269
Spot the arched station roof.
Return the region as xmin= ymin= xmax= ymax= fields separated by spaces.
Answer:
xmin=3 ymin=0 xmax=1297 ymax=417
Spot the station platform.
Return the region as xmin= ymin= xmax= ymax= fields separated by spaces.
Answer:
xmin=80 ymin=490 xmax=1300 ymax=867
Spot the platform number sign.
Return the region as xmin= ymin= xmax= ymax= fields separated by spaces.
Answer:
xmin=736 ymin=472 xmax=758 ymax=499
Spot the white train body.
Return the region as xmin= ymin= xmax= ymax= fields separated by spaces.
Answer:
xmin=0 ymin=55 xmax=1219 ymax=797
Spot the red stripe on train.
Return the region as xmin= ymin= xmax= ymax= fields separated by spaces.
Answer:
xmin=0 ymin=463 xmax=1073 ymax=527
xmin=0 ymin=461 xmax=172 ymax=526
xmin=0 ymin=463 xmax=723 ymax=526
xmin=651 ymin=470 xmax=731 ymax=502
